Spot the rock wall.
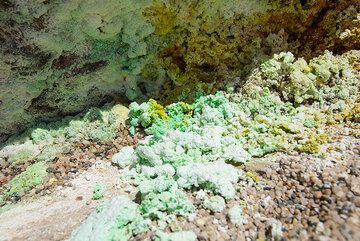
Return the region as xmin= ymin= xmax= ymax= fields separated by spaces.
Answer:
xmin=0 ymin=0 xmax=359 ymax=142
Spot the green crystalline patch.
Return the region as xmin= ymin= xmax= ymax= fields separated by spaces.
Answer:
xmin=228 ymin=205 xmax=244 ymax=225
xmin=92 ymin=183 xmax=105 ymax=200
xmin=26 ymin=104 xmax=128 ymax=147
xmin=298 ymin=133 xmax=328 ymax=154
xmin=138 ymin=175 xmax=177 ymax=195
xmin=129 ymin=100 xmax=194 ymax=138
xmin=112 ymin=146 xmax=137 ymax=168
xmin=2 ymin=161 xmax=48 ymax=198
xmin=36 ymin=49 xmax=360 ymax=239
xmin=8 ymin=149 xmax=35 ymax=164
xmin=203 ymin=195 xmax=226 ymax=212
xmin=36 ymin=144 xmax=70 ymax=162
xmin=128 ymin=99 xmax=168 ymax=135
xmin=176 ymin=161 xmax=242 ymax=199
xmin=68 ymin=196 xmax=149 ymax=241
xmin=139 ymin=187 xmax=194 ymax=219
xmin=135 ymin=125 xmax=250 ymax=168
xmin=87 ymin=125 xmax=116 ymax=142
xmin=244 ymin=51 xmax=358 ymax=105
xmin=303 ymin=119 xmax=318 ymax=128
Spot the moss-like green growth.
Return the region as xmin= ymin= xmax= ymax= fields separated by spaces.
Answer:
xmin=1 ymin=1 xmax=359 ymax=238
xmin=149 ymin=99 xmax=168 ymax=120
xmin=8 ymin=149 xmax=35 ymax=164
xmin=0 ymin=103 xmax=129 ymax=205
xmin=36 ymin=144 xmax=70 ymax=162
xmin=92 ymin=183 xmax=105 ymax=200
xmin=31 ymin=128 xmax=55 ymax=145
xmin=11 ymin=103 xmax=129 ymax=159
xmin=2 ymin=162 xmax=48 ymax=199
xmin=28 ymin=104 xmax=128 ymax=145
xmin=244 ymin=51 xmax=359 ymax=105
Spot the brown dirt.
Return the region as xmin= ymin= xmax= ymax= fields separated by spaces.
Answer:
xmin=0 ymin=124 xmax=143 ymax=204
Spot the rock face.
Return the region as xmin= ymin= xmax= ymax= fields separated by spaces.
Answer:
xmin=0 ymin=0 xmax=359 ymax=142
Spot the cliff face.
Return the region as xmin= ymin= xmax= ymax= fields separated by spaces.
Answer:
xmin=0 ymin=0 xmax=359 ymax=142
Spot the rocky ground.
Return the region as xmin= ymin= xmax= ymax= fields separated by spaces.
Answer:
xmin=0 ymin=122 xmax=358 ymax=241
xmin=0 ymin=124 xmax=143 ymax=204
xmin=0 ymin=161 xmax=121 ymax=241
xmin=131 ymin=123 xmax=360 ymax=241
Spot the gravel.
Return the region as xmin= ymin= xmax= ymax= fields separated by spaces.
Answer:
xmin=1 ymin=121 xmax=359 ymax=241
xmin=0 ymin=124 xmax=144 ymax=204
xmin=133 ymin=123 xmax=360 ymax=241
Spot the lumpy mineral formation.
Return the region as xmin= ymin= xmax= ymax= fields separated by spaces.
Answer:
xmin=1 ymin=0 xmax=359 ymax=141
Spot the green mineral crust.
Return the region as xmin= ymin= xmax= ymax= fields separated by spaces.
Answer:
xmin=1 ymin=0 xmax=358 ymax=141
xmin=69 ymin=50 xmax=358 ymax=240
xmin=0 ymin=1 xmax=359 ymax=239
xmin=1 ymin=49 xmax=358 ymax=240
xmin=67 ymin=196 xmax=151 ymax=241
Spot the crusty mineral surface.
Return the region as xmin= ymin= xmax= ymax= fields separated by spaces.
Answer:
xmin=0 ymin=0 xmax=359 ymax=141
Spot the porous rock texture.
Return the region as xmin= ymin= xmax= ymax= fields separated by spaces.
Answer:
xmin=0 ymin=0 xmax=359 ymax=142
